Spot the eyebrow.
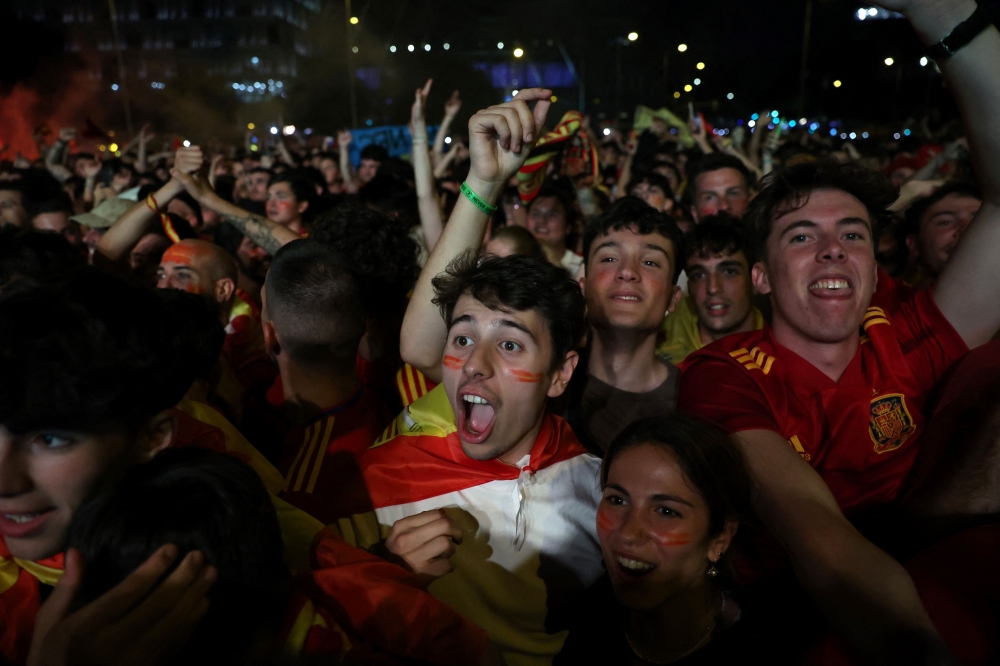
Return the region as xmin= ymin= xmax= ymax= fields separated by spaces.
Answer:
xmin=594 ymin=240 xmax=671 ymax=258
xmin=449 ymin=314 xmax=537 ymax=343
xmin=606 ymin=483 xmax=695 ymax=507
xmin=778 ymin=217 xmax=871 ymax=240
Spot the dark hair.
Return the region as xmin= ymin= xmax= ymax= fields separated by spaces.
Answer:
xmin=265 ymin=239 xmax=365 ymax=371
xmin=248 ymin=166 xmax=272 ymax=178
xmin=684 ymin=213 xmax=754 ymax=265
xmin=903 ymin=180 xmax=982 ymax=238
xmin=67 ymin=447 xmax=291 ymax=666
xmin=687 ymin=153 xmax=755 ymax=196
xmin=173 ymin=190 xmax=204 ymax=229
xmin=358 ymin=173 xmax=417 ymax=224
xmin=632 ymin=172 xmax=675 ymax=201
xmin=432 ymin=252 xmax=587 ymax=372
xmin=0 ymin=227 xmax=86 ymax=293
xmin=310 ymin=204 xmax=419 ymax=311
xmin=487 ymin=225 xmax=545 ymax=259
xmin=744 ymin=160 xmax=898 ymax=263
xmin=601 ymin=414 xmax=754 ymax=585
xmin=268 ymin=173 xmax=317 ymax=214
xmin=26 ymin=193 xmax=74 ymax=221
xmin=360 ymin=144 xmax=389 ymax=163
xmin=0 ymin=270 xmax=210 ymax=434
xmin=582 ymin=196 xmax=685 ymax=283
xmin=154 ymin=288 xmax=226 ymax=384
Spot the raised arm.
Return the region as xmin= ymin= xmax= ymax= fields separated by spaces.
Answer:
xmin=410 ymin=79 xmax=445 ymax=252
xmin=737 ymin=429 xmax=954 ymax=664
xmin=432 ymin=90 xmax=462 ymax=165
xmin=96 ymin=146 xmax=204 ymax=263
xmin=337 ymin=130 xmax=360 ymax=194
xmin=171 ymin=166 xmax=299 ymax=255
xmin=399 ymin=88 xmax=553 ymax=381
xmin=921 ymin=0 xmax=1000 ymax=347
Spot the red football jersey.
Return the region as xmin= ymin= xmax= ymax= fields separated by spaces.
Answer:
xmin=279 ymin=388 xmax=391 ymax=524
xmin=680 ymin=285 xmax=968 ymax=515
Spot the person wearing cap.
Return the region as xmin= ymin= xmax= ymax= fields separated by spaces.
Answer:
xmin=70 ymin=196 xmax=133 ymax=263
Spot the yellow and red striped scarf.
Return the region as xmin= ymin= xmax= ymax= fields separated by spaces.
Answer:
xmin=516 ymin=110 xmax=598 ymax=203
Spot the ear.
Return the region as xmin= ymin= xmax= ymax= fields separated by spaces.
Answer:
xmin=263 ymin=319 xmax=281 ymax=358
xmin=297 ymin=200 xmax=310 ymax=216
xmin=751 ymin=261 xmax=771 ymax=295
xmin=662 ymin=198 xmax=674 ymax=214
xmin=135 ymin=411 xmax=176 ymax=462
xmin=689 ymin=204 xmax=699 ymax=224
xmin=905 ymin=234 xmax=919 ymax=260
xmin=547 ymin=350 xmax=580 ymax=399
xmin=215 ymin=277 xmax=235 ymax=305
xmin=706 ymin=520 xmax=739 ymax=564
xmin=666 ymin=284 xmax=683 ymax=314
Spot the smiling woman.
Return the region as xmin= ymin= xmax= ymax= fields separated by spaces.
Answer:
xmin=556 ymin=414 xmax=756 ymax=664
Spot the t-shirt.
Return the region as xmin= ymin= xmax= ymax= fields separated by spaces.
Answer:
xmin=679 ymin=284 xmax=969 ymax=515
xmin=560 ymin=248 xmax=584 ymax=278
xmin=656 ymin=294 xmax=765 ymax=365
xmin=555 ymin=350 xmax=680 ymax=455
xmin=278 ymin=388 xmax=391 ymax=525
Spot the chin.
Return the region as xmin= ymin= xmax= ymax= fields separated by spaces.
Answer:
xmin=460 ymin=439 xmax=506 ymax=461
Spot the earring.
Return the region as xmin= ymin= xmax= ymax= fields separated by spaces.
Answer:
xmin=706 ymin=561 xmax=718 ymax=578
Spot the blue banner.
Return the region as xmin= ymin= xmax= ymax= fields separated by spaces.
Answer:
xmin=347 ymin=124 xmax=440 ymax=166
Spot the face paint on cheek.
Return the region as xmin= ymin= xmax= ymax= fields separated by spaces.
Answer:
xmin=650 ymin=530 xmax=691 ymax=546
xmin=442 ymin=355 xmax=463 ymax=369
xmin=596 ymin=505 xmax=618 ymax=536
xmin=509 ymin=369 xmax=544 ymax=383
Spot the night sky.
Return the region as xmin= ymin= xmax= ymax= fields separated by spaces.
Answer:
xmin=0 ymin=0 xmax=965 ymax=145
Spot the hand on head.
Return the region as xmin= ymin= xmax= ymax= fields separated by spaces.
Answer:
xmin=27 ymin=545 xmax=215 ymax=666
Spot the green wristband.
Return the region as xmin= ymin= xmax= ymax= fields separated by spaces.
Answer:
xmin=460 ymin=181 xmax=498 ymax=215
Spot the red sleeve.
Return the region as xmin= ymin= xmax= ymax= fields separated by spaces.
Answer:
xmin=678 ymin=355 xmax=781 ymax=434
xmin=306 ymin=528 xmax=488 ymax=665
xmin=894 ymin=288 xmax=969 ymax=397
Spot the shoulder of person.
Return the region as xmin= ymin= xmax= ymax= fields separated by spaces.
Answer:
xmin=372 ymin=383 xmax=455 ymax=448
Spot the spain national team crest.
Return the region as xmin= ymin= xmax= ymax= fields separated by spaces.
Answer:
xmin=869 ymin=393 xmax=916 ymax=454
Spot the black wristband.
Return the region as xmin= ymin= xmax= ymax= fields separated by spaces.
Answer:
xmin=928 ymin=2 xmax=1000 ymax=59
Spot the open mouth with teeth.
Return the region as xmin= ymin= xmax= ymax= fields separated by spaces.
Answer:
xmin=0 ymin=508 xmax=54 ymax=538
xmin=458 ymin=393 xmax=497 ymax=444
xmin=808 ymin=278 xmax=852 ymax=296
xmin=614 ymin=552 xmax=656 ymax=578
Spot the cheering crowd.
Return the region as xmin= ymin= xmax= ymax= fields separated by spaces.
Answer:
xmin=2 ymin=0 xmax=1000 ymax=664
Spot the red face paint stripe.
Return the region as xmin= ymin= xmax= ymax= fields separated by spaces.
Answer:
xmin=510 ymin=369 xmax=544 ymax=383
xmin=651 ymin=532 xmax=691 ymax=546
xmin=442 ymin=355 xmax=463 ymax=369
xmin=596 ymin=506 xmax=615 ymax=532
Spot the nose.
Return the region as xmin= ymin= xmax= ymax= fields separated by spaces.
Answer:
xmin=819 ymin=234 xmax=847 ymax=262
xmin=619 ymin=507 xmax=649 ymax=545
xmin=462 ymin=342 xmax=495 ymax=381
xmin=0 ymin=434 xmax=32 ymax=498
xmin=707 ymin=271 xmax=722 ymax=294
xmin=616 ymin=256 xmax=640 ymax=282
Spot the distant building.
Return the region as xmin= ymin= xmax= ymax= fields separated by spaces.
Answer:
xmin=9 ymin=0 xmax=320 ymax=102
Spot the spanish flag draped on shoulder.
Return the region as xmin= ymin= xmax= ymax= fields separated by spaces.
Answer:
xmin=335 ymin=383 xmax=605 ymax=666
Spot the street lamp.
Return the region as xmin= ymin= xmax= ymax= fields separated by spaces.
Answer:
xmin=833 ymin=79 xmax=842 ymax=87
xmin=884 ymin=57 xmax=894 ymax=66
xmin=513 ymin=47 xmax=524 ymax=58
xmin=627 ymin=32 xmax=638 ymax=41
xmin=677 ymin=43 xmax=688 ymax=52
xmin=349 ymin=16 xmax=358 ymax=24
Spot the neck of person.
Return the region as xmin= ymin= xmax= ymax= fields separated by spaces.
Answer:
xmin=496 ymin=409 xmax=547 ymax=466
xmin=540 ymin=239 xmax=567 ymax=266
xmin=588 ymin=324 xmax=667 ymax=393
xmin=697 ymin=309 xmax=757 ymax=346
xmin=771 ymin=314 xmax=860 ymax=383
xmin=280 ymin=360 xmax=361 ymax=425
xmin=284 ymin=217 xmax=305 ymax=236
xmin=629 ymin=581 xmax=717 ymax=662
